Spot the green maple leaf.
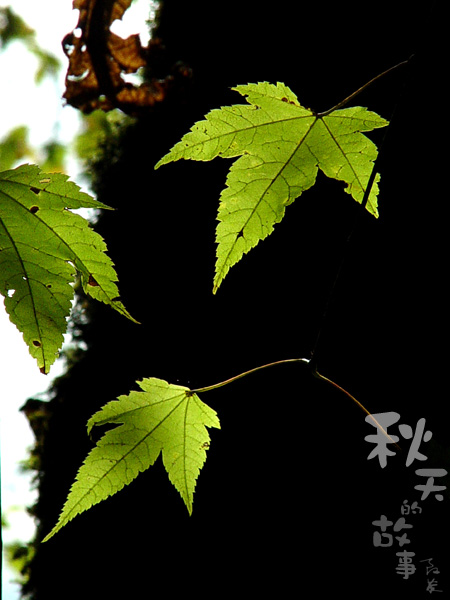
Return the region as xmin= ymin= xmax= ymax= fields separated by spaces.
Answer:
xmin=43 ymin=378 xmax=220 ymax=541
xmin=0 ymin=164 xmax=137 ymax=373
xmin=156 ymin=81 xmax=388 ymax=292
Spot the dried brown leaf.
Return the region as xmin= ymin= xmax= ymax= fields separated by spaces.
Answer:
xmin=63 ymin=0 xmax=169 ymax=114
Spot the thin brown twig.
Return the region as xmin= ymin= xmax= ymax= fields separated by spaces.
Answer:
xmin=313 ymin=369 xmax=402 ymax=451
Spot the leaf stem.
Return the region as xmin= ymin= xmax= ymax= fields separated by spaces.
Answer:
xmin=316 ymin=56 xmax=413 ymax=117
xmin=191 ymin=358 xmax=400 ymax=449
xmin=190 ymin=357 xmax=310 ymax=393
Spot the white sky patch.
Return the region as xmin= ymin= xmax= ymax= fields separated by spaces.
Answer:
xmin=111 ymin=0 xmax=157 ymax=46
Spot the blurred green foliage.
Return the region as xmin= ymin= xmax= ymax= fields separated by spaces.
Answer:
xmin=0 ymin=6 xmax=60 ymax=82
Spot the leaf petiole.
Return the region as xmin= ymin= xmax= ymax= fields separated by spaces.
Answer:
xmin=316 ymin=56 xmax=413 ymax=117
xmin=191 ymin=357 xmax=400 ymax=450
xmin=190 ymin=357 xmax=311 ymax=394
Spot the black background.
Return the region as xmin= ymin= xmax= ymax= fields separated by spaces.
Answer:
xmin=23 ymin=1 xmax=448 ymax=598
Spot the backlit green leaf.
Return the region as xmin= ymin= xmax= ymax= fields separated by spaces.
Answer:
xmin=43 ymin=378 xmax=220 ymax=541
xmin=156 ymin=81 xmax=388 ymax=292
xmin=0 ymin=164 xmax=137 ymax=373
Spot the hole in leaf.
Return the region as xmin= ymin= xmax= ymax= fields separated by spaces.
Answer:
xmin=88 ymin=274 xmax=99 ymax=286
xmin=121 ymin=70 xmax=144 ymax=86
xmin=30 ymin=187 xmax=40 ymax=195
xmin=68 ymin=70 xmax=90 ymax=82
xmin=66 ymin=261 xmax=77 ymax=278
xmin=33 ymin=340 xmax=42 ymax=347
xmin=7 ymin=289 xmax=15 ymax=297
xmin=112 ymin=296 xmax=121 ymax=302
xmin=30 ymin=205 xmax=39 ymax=214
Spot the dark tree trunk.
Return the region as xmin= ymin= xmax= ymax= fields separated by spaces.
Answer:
xmin=22 ymin=2 xmax=448 ymax=598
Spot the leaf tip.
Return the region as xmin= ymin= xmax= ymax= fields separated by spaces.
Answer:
xmin=41 ymin=521 xmax=61 ymax=543
xmin=154 ymin=156 xmax=168 ymax=170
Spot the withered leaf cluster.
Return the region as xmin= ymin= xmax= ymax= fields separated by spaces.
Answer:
xmin=62 ymin=0 xmax=168 ymax=114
